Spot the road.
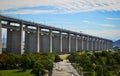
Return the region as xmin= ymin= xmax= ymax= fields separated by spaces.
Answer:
xmin=52 ymin=59 xmax=80 ymax=76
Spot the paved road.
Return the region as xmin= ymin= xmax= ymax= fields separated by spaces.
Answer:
xmin=52 ymin=61 xmax=80 ymax=76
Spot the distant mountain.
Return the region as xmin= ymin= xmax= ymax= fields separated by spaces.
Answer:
xmin=113 ymin=40 xmax=120 ymax=47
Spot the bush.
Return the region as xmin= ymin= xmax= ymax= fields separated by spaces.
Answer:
xmin=31 ymin=60 xmax=46 ymax=75
xmin=54 ymin=53 xmax=62 ymax=62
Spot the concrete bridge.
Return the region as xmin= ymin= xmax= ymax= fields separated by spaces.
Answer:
xmin=0 ymin=15 xmax=113 ymax=54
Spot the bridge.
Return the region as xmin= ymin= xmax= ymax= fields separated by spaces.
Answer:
xmin=0 ymin=15 xmax=113 ymax=54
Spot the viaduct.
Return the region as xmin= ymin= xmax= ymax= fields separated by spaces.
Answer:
xmin=0 ymin=15 xmax=113 ymax=54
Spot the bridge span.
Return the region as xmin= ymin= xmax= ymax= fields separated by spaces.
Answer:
xmin=0 ymin=15 xmax=113 ymax=54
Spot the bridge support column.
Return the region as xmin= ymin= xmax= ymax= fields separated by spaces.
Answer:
xmin=81 ymin=36 xmax=84 ymax=50
xmin=101 ymin=40 xmax=103 ymax=50
xmin=95 ymin=39 xmax=97 ymax=51
xmin=0 ymin=19 xmax=2 ymax=54
xmin=75 ymin=35 xmax=78 ymax=51
xmin=87 ymin=37 xmax=89 ymax=51
xmin=7 ymin=23 xmax=23 ymax=54
xmin=91 ymin=39 xmax=93 ymax=51
xmin=68 ymin=33 xmax=71 ymax=52
xmin=20 ymin=23 xmax=23 ymax=54
xmin=25 ymin=31 xmax=37 ymax=53
xmin=78 ymin=37 xmax=81 ymax=51
xmin=50 ymin=29 xmax=52 ymax=53
xmin=60 ymin=32 xmax=62 ymax=52
xmin=52 ymin=34 xmax=60 ymax=52
xmin=37 ymin=26 xmax=40 ymax=53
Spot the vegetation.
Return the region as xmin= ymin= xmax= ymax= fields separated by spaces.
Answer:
xmin=68 ymin=51 xmax=120 ymax=76
xmin=0 ymin=51 xmax=62 ymax=76
xmin=0 ymin=69 xmax=35 ymax=76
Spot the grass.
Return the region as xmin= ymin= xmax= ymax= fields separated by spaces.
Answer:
xmin=0 ymin=69 xmax=35 ymax=76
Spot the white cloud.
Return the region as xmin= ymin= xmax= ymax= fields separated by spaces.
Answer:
xmin=106 ymin=18 xmax=120 ymax=20
xmin=83 ymin=20 xmax=96 ymax=24
xmin=83 ymin=20 xmax=116 ymax=28
xmin=0 ymin=0 xmax=120 ymax=14
xmin=4 ymin=9 xmax=56 ymax=14
xmin=100 ymin=24 xmax=116 ymax=28
xmin=84 ymin=29 xmax=120 ymax=41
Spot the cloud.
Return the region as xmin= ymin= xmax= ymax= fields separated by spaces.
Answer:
xmin=100 ymin=24 xmax=116 ymax=28
xmin=82 ymin=20 xmax=96 ymax=24
xmin=0 ymin=0 xmax=120 ymax=14
xmin=106 ymin=18 xmax=120 ymax=20
xmin=4 ymin=9 xmax=56 ymax=14
xmin=83 ymin=20 xmax=116 ymax=28
xmin=84 ymin=29 xmax=120 ymax=41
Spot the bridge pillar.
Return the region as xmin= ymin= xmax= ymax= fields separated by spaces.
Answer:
xmin=60 ymin=32 xmax=62 ymax=52
xmin=7 ymin=23 xmax=23 ymax=54
xmin=68 ymin=33 xmax=71 ymax=52
xmin=81 ymin=36 xmax=84 ymax=50
xmin=52 ymin=34 xmax=60 ymax=52
xmin=88 ymin=38 xmax=91 ymax=50
xmin=87 ymin=37 xmax=89 ymax=51
xmin=95 ymin=39 xmax=98 ymax=51
xmin=83 ymin=37 xmax=87 ymax=51
xmin=91 ymin=39 xmax=93 ymax=51
xmin=25 ymin=31 xmax=37 ymax=53
xmin=40 ymin=33 xmax=50 ymax=52
xmin=37 ymin=26 xmax=40 ymax=53
xmin=0 ymin=19 xmax=2 ymax=54
xmin=20 ymin=23 xmax=24 ymax=54
xmin=101 ymin=40 xmax=104 ymax=50
xmin=62 ymin=35 xmax=69 ymax=52
xmin=71 ymin=36 xmax=76 ymax=52
xmin=50 ymin=29 xmax=52 ymax=53
xmin=78 ymin=37 xmax=82 ymax=51
xmin=93 ymin=39 xmax=96 ymax=51
xmin=75 ymin=34 xmax=78 ymax=51
xmin=96 ymin=39 xmax=99 ymax=51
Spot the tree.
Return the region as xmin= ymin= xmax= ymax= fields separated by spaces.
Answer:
xmin=31 ymin=60 xmax=46 ymax=75
xmin=20 ymin=54 xmax=31 ymax=72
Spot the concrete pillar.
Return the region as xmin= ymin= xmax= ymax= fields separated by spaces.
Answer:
xmin=40 ymin=33 xmax=50 ymax=52
xmin=83 ymin=37 xmax=87 ymax=51
xmin=71 ymin=36 xmax=76 ymax=52
xmin=106 ymin=41 xmax=108 ymax=50
xmin=25 ymin=31 xmax=37 ymax=53
xmin=99 ymin=39 xmax=101 ymax=50
xmin=96 ymin=39 xmax=99 ymax=51
xmin=50 ymin=29 xmax=52 ymax=53
xmin=101 ymin=40 xmax=104 ymax=50
xmin=95 ymin=39 xmax=98 ymax=51
xmin=0 ymin=19 xmax=2 ymax=54
xmin=78 ymin=37 xmax=82 ymax=51
xmin=93 ymin=39 xmax=96 ymax=51
xmin=60 ymin=32 xmax=62 ymax=52
xmin=75 ymin=34 xmax=78 ymax=51
xmin=81 ymin=36 xmax=84 ymax=50
xmin=20 ymin=23 xmax=23 ymax=54
xmin=52 ymin=34 xmax=60 ymax=52
xmin=62 ymin=35 xmax=69 ymax=52
xmin=37 ymin=26 xmax=40 ymax=53
xmin=103 ymin=40 xmax=105 ymax=50
xmin=68 ymin=33 xmax=71 ymax=52
xmin=7 ymin=22 xmax=23 ymax=54
xmin=88 ymin=38 xmax=91 ymax=50
xmin=91 ymin=39 xmax=93 ymax=51
xmin=87 ymin=37 xmax=89 ymax=51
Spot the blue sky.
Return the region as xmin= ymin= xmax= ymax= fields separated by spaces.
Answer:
xmin=0 ymin=0 xmax=120 ymax=41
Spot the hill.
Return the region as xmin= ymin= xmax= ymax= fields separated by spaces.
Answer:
xmin=113 ymin=39 xmax=120 ymax=47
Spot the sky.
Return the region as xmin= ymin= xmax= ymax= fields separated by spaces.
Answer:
xmin=0 ymin=0 xmax=120 ymax=41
